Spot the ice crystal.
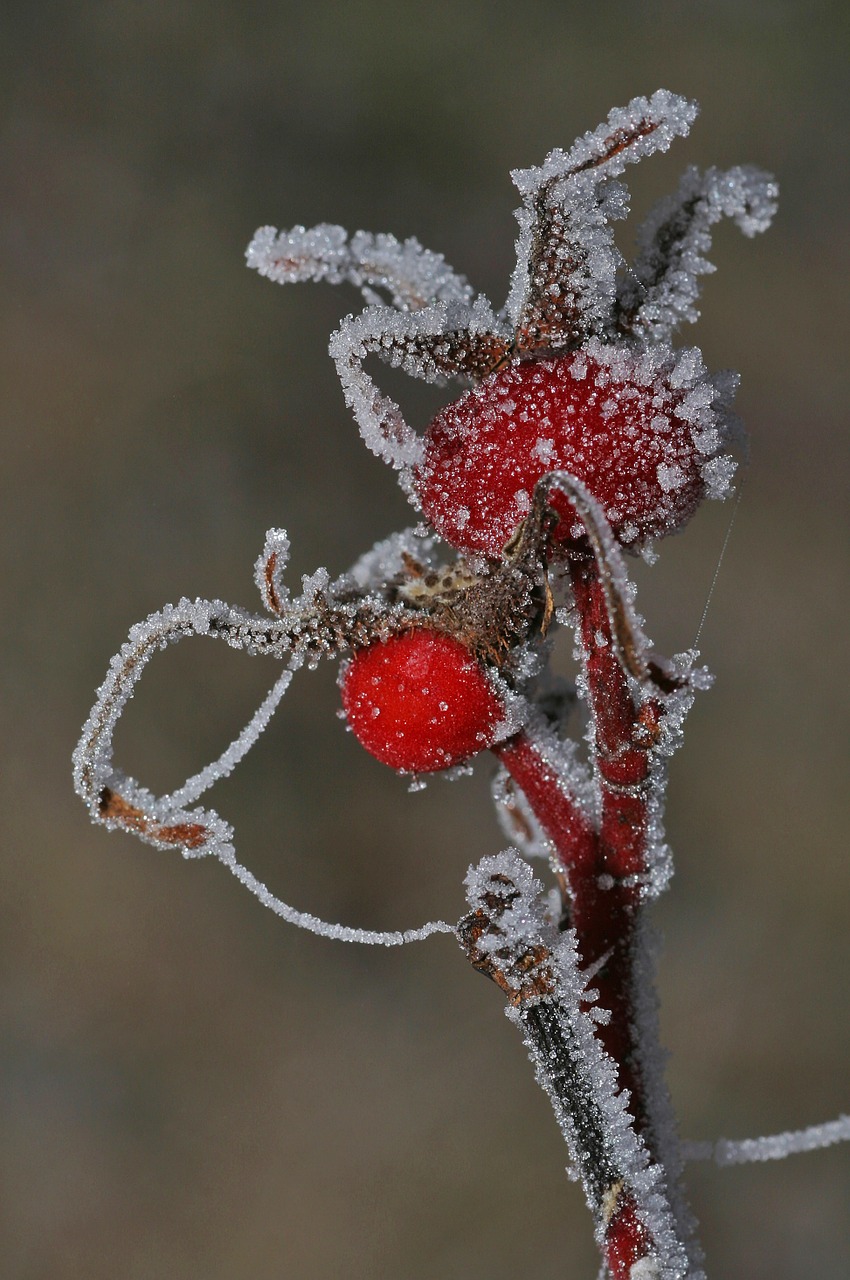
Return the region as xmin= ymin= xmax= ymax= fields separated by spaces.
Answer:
xmin=683 ymin=1115 xmax=850 ymax=1166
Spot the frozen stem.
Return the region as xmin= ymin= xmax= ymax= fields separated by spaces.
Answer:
xmin=459 ymin=852 xmax=694 ymax=1279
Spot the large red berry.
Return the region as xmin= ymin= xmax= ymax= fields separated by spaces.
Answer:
xmin=415 ymin=346 xmax=712 ymax=557
xmin=341 ymin=629 xmax=505 ymax=773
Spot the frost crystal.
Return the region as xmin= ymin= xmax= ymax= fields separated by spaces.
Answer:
xmin=247 ymin=224 xmax=474 ymax=311
xmin=505 ymin=90 xmax=698 ymax=342
xmin=460 ymin=850 xmax=698 ymax=1279
xmin=248 ymin=89 xmax=774 ymax=556
xmin=683 ymin=1115 xmax=850 ymax=1166
xmin=621 ymin=165 xmax=778 ymax=342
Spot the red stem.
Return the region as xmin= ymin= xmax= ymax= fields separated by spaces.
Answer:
xmin=606 ymin=1193 xmax=656 ymax=1280
xmin=493 ymin=731 xmax=643 ymax=1111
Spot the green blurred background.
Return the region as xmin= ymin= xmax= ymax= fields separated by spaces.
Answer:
xmin=2 ymin=2 xmax=848 ymax=1276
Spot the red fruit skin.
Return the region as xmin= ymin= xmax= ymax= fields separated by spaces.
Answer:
xmin=341 ymin=630 xmax=506 ymax=773
xmin=415 ymin=350 xmax=705 ymax=557
xmin=604 ymin=1193 xmax=656 ymax=1280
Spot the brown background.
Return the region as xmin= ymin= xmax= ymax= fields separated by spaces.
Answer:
xmin=2 ymin=2 xmax=848 ymax=1276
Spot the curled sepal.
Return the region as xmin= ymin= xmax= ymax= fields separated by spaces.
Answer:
xmin=683 ymin=1114 xmax=850 ymax=1168
xmin=246 ymin=224 xmax=474 ymax=312
xmin=505 ymin=90 xmax=698 ymax=351
xmin=619 ymin=165 xmax=778 ymax=341
xmin=73 ymin=594 xmax=348 ymax=853
xmin=458 ymin=850 xmax=696 ymax=1280
xmin=72 ymin=587 xmax=456 ymax=946
xmin=328 ymin=307 xmax=427 ymax=472
xmin=255 ymin=527 xmax=291 ymax=614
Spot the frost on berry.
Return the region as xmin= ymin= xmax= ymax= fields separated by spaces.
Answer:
xmin=341 ymin=629 xmax=508 ymax=773
xmin=415 ymin=338 xmax=732 ymax=557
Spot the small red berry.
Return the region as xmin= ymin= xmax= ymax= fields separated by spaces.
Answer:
xmin=341 ymin=629 xmax=505 ymax=773
xmin=415 ymin=346 xmax=713 ymax=557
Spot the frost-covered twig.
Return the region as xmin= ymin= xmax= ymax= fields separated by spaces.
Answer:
xmin=76 ymin=91 xmax=848 ymax=1278
xmin=459 ymin=852 xmax=697 ymax=1280
xmin=683 ymin=1116 xmax=850 ymax=1167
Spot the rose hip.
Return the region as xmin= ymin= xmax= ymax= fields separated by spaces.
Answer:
xmin=341 ymin=629 xmax=505 ymax=773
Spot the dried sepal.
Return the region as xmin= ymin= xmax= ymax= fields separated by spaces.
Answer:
xmin=73 ymin=584 xmax=420 ymax=855
xmin=506 ymin=91 xmax=699 ymax=351
xmin=255 ymin=526 xmax=292 ymax=614
xmin=246 ymin=223 xmax=474 ymax=311
xmin=392 ymin=325 xmax=511 ymax=383
xmin=328 ymin=298 xmax=516 ymax=472
xmin=72 ymin=568 xmax=464 ymax=946
xmin=619 ymin=164 xmax=779 ymax=341
xmin=684 ymin=1114 xmax=850 ymax=1167
xmin=327 ymin=308 xmax=424 ymax=471
xmin=490 ymin=765 xmax=549 ymax=859
xmin=75 ymin=96 xmax=841 ymax=1280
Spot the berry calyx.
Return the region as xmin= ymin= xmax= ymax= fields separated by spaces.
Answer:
xmin=341 ymin=629 xmax=505 ymax=773
xmin=415 ymin=344 xmax=720 ymax=557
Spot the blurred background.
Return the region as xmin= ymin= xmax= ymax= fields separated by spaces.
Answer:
xmin=2 ymin=2 xmax=848 ymax=1276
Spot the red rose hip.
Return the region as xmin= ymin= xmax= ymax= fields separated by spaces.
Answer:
xmin=341 ymin=629 xmax=505 ymax=773
xmin=414 ymin=346 xmax=712 ymax=557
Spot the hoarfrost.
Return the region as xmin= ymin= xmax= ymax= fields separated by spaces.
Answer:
xmin=254 ymin=526 xmax=291 ymax=614
xmin=631 ymin=1261 xmax=662 ymax=1280
xmin=630 ymin=916 xmax=705 ymax=1270
xmin=219 ymin=846 xmax=454 ymax=946
xmin=509 ymin=705 xmax=598 ymax=828
xmin=462 ymin=850 xmax=697 ymax=1279
xmin=247 ymin=224 xmax=474 ymax=311
xmin=506 ymin=91 xmax=698 ymax=343
xmin=700 ymin=454 xmax=737 ymax=500
xmin=345 ymin=526 xmax=442 ymax=592
xmin=328 ymin=298 xmax=507 ymax=475
xmin=328 ymin=307 xmax=427 ymax=472
xmin=657 ymin=463 xmax=686 ymax=493
xmin=683 ymin=1114 xmax=850 ymax=1166
xmin=161 ymin=666 xmax=294 ymax=812
xmin=537 ymin=469 xmax=673 ymax=689
xmin=621 ymin=166 xmax=778 ymax=342
xmin=75 ymin=96 xmax=828 ymax=1276
xmin=463 ymin=850 xmax=545 ymax=960
xmin=510 ymin=90 xmax=697 ymax=202
xmin=491 ymin=759 xmax=564 ymax=863
xmin=72 ymin=578 xmax=461 ymax=946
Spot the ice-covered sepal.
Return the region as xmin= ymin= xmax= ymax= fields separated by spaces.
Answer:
xmin=327 ymin=298 xmax=513 ymax=475
xmin=246 ymin=224 xmax=474 ymax=311
xmin=683 ymin=1114 xmax=850 ymax=1167
xmin=621 ymin=164 xmax=778 ymax=341
xmin=72 ymin=566 xmax=456 ymax=946
xmin=255 ymin=527 xmax=292 ymax=614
